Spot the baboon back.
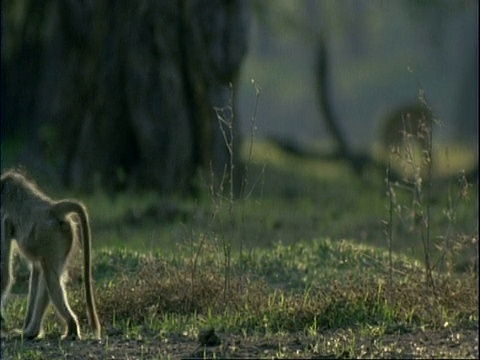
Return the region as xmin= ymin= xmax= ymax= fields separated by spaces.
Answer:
xmin=381 ymin=103 xmax=432 ymax=151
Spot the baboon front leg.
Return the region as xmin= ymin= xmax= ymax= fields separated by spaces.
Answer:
xmin=1 ymin=217 xmax=14 ymax=327
xmin=42 ymin=263 xmax=81 ymax=339
xmin=24 ymin=264 xmax=41 ymax=328
xmin=23 ymin=266 xmax=49 ymax=339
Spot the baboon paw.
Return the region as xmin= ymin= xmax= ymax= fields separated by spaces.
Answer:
xmin=22 ymin=330 xmax=42 ymax=340
xmin=61 ymin=331 xmax=81 ymax=340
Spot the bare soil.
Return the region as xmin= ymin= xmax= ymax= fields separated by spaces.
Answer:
xmin=2 ymin=327 xmax=478 ymax=359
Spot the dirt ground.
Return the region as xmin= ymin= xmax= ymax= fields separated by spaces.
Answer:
xmin=1 ymin=327 xmax=478 ymax=359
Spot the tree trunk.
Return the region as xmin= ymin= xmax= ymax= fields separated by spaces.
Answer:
xmin=181 ymin=0 xmax=248 ymax=190
xmin=3 ymin=0 xmax=249 ymax=194
xmin=315 ymin=37 xmax=368 ymax=175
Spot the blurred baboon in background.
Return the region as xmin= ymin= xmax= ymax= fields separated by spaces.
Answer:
xmin=380 ymin=103 xmax=433 ymax=154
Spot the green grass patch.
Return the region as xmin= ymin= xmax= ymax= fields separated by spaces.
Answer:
xmin=4 ymin=239 xmax=476 ymax=337
xmin=2 ymin=140 xmax=477 ymax=359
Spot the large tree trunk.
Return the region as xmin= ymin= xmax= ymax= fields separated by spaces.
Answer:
xmin=2 ymin=0 xmax=249 ymax=194
xmin=181 ymin=0 xmax=248 ymax=191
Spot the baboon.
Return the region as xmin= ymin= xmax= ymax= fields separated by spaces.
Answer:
xmin=380 ymin=103 xmax=433 ymax=153
xmin=1 ymin=169 xmax=101 ymax=340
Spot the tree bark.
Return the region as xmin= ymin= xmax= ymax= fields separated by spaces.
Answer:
xmin=181 ymin=0 xmax=249 ymax=189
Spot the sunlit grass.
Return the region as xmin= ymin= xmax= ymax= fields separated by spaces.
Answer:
xmin=2 ymin=139 xmax=477 ymax=359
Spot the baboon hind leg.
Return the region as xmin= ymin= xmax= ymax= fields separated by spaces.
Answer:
xmin=42 ymin=261 xmax=81 ymax=339
xmin=23 ymin=265 xmax=50 ymax=339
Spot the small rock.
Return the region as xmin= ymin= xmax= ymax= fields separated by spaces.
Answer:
xmin=198 ymin=328 xmax=221 ymax=347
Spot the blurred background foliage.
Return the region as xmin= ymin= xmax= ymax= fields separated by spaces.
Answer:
xmin=1 ymin=0 xmax=478 ymax=193
xmin=240 ymin=0 xmax=477 ymax=148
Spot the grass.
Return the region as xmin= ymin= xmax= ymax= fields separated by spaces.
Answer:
xmin=1 ymin=139 xmax=478 ymax=359
xmin=3 ymin=238 xmax=477 ymax=358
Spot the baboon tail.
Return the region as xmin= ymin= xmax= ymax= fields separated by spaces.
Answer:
xmin=53 ymin=200 xmax=101 ymax=339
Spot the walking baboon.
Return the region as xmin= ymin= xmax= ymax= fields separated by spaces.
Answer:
xmin=380 ymin=103 xmax=433 ymax=153
xmin=1 ymin=169 xmax=101 ymax=340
